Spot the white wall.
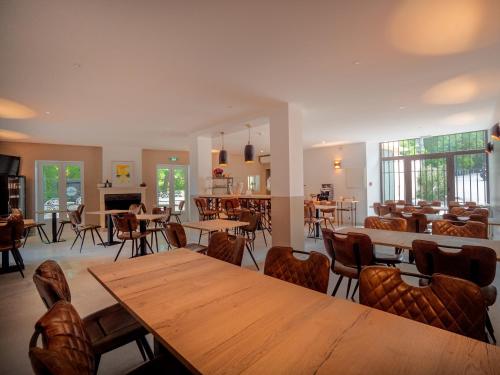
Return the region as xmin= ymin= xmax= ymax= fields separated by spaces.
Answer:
xmin=102 ymin=145 xmax=142 ymax=186
xmin=303 ymin=142 xmax=368 ymax=224
xmin=365 ymin=141 xmax=381 ymax=216
xmin=489 ymin=100 xmax=500 ymax=218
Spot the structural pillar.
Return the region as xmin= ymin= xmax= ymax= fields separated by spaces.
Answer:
xmin=189 ymin=136 xmax=212 ymax=221
xmin=270 ymin=103 xmax=304 ymax=250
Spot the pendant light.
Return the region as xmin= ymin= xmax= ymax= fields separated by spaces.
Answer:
xmin=218 ymin=132 xmax=228 ymax=166
xmin=492 ymin=122 xmax=500 ymax=141
xmin=244 ymin=124 xmax=255 ymax=163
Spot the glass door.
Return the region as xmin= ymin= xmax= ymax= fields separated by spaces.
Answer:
xmin=36 ymin=161 xmax=84 ymax=221
xmin=156 ymin=164 xmax=188 ymax=213
xmin=410 ymin=157 xmax=447 ymax=204
xmin=453 ymin=153 xmax=488 ymax=204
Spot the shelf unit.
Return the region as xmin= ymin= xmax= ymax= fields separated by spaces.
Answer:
xmin=210 ymin=176 xmax=233 ymax=194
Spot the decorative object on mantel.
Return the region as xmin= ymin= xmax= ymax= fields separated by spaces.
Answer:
xmin=244 ymin=123 xmax=255 ymax=163
xmin=218 ymin=132 xmax=228 ymax=166
xmin=111 ymin=161 xmax=135 ymax=187
xmin=213 ymin=167 xmax=224 ymax=177
xmin=104 ymin=179 xmax=112 ymax=188
xmin=140 ymin=182 xmax=147 ymax=187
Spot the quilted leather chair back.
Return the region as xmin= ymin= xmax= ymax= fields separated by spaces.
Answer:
xmin=432 ymin=220 xmax=486 ymax=239
xmin=405 ymin=213 xmax=428 ymax=233
xmin=33 ymin=260 xmax=72 ymax=309
xmin=364 ymin=216 xmax=407 ymax=232
xmin=413 ymin=240 xmax=496 ymax=287
xmin=207 ymin=232 xmax=245 ymax=266
xmin=322 ymin=228 xmax=374 ymax=270
xmin=29 ymin=301 xmax=95 ymax=375
xmin=164 ymin=222 xmax=187 ymax=248
xmin=359 ymin=267 xmax=486 ymax=341
xmin=264 ymin=246 xmax=330 ymax=294
xmin=450 ymin=207 xmax=473 ymax=216
xmin=469 ymin=214 xmax=488 ymax=225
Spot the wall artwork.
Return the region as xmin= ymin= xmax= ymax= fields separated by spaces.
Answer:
xmin=111 ymin=161 xmax=135 ymax=187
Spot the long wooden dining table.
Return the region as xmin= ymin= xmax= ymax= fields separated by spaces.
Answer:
xmin=88 ymin=249 xmax=500 ymax=374
xmin=337 ymin=226 xmax=500 ymax=261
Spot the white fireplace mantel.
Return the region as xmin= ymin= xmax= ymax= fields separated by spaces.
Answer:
xmin=97 ymin=187 xmax=147 ymax=227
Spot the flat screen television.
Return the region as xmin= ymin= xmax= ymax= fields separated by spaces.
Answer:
xmin=0 ymin=154 xmax=20 ymax=176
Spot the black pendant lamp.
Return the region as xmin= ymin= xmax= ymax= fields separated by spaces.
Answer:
xmin=244 ymin=124 xmax=255 ymax=163
xmin=218 ymin=132 xmax=228 ymax=166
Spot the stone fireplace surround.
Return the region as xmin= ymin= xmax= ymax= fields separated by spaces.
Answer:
xmin=98 ymin=187 xmax=146 ymax=227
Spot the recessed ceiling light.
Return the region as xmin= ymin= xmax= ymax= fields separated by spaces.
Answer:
xmin=399 ymin=106 xmax=406 ymax=110
xmin=353 ymin=61 xmax=361 ymax=65
xmin=72 ymin=63 xmax=81 ymax=69
xmin=45 ymin=111 xmax=51 ymax=115
xmin=321 ymin=140 xmax=326 ymax=144
xmin=260 ymin=150 xmax=264 ymax=153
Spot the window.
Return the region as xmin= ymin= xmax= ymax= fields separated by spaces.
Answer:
xmin=156 ymin=164 xmax=188 ymax=212
xmin=35 ymin=161 xmax=84 ymax=220
xmin=380 ymin=130 xmax=488 ymax=204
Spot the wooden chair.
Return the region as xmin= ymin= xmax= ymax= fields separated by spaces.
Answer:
xmin=129 ymin=203 xmax=147 ymax=215
xmin=32 ymin=260 xmax=153 ymax=371
xmin=238 ymin=210 xmax=262 ymax=270
xmin=360 ymin=266 xmax=487 ymax=341
xmin=264 ymin=246 xmax=330 ymax=294
xmin=417 ymin=200 xmax=430 ymax=207
xmin=396 ymin=200 xmax=406 ymax=205
xmin=57 ymin=204 xmax=85 ymax=241
xmin=23 ymin=218 xmax=51 ymax=247
xmin=205 ymin=231 xmax=246 ymax=266
xmin=170 ymin=200 xmax=185 ymax=223
xmin=412 ymin=239 xmax=497 ymax=342
xmin=164 ymin=222 xmax=207 ymax=253
xmin=68 ymin=211 xmax=105 ymax=252
xmin=0 ymin=214 xmax=25 ymax=277
xmin=304 ymin=203 xmax=319 ymax=238
xmin=112 ymin=213 xmax=153 ymax=261
xmin=432 ymin=220 xmax=487 ymax=239
xmin=431 ymin=200 xmax=441 ymax=207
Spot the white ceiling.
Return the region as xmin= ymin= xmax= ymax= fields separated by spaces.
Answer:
xmin=1 ymin=0 xmax=500 ymax=151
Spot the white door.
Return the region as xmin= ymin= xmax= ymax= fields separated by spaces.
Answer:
xmin=35 ymin=161 xmax=84 ymax=221
xmin=156 ymin=164 xmax=188 ymax=214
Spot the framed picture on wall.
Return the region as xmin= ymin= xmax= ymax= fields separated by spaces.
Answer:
xmin=111 ymin=161 xmax=135 ymax=187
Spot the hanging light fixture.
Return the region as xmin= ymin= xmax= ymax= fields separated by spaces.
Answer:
xmin=491 ymin=122 xmax=500 ymax=141
xmin=486 ymin=142 xmax=494 ymax=154
xmin=218 ymin=132 xmax=228 ymax=166
xmin=244 ymin=124 xmax=255 ymax=163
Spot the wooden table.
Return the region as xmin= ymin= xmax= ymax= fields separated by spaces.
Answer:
xmin=36 ymin=209 xmax=69 ymax=243
xmin=338 ymin=226 xmax=500 ymax=261
xmin=86 ymin=210 xmax=129 ymax=246
xmin=136 ymin=214 xmax=169 ymax=256
xmin=88 ymin=249 xmax=500 ymax=375
xmin=183 ymin=219 xmax=249 ymax=233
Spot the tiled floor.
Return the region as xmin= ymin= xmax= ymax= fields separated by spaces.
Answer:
xmin=0 ymin=224 xmax=499 ymax=374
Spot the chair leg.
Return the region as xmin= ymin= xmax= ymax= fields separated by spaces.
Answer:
xmin=139 ymin=336 xmax=154 ymax=360
xmin=94 ymin=229 xmax=106 ymax=247
xmin=486 ymin=312 xmax=497 ymax=344
xmin=332 ymin=275 xmax=344 ymax=296
xmin=345 ymin=278 xmax=352 ymax=299
xmin=198 ymin=230 xmax=202 ymax=244
xmin=114 ymin=241 xmax=126 ymax=261
xmin=90 ymin=228 xmax=96 ymax=246
xmin=56 ymin=223 xmax=64 ymax=241
xmin=154 ymin=232 xmax=159 ymax=252
xmin=94 ymin=355 xmax=101 ymax=374
xmin=79 ymin=230 xmax=87 ymax=253
xmin=70 ymin=231 xmax=80 ymax=250
xmin=160 ymin=230 xmax=171 ymax=250
xmin=135 ymin=339 xmax=147 ymax=361
xmin=10 ymin=249 xmax=24 ymax=278
xmin=261 ymin=228 xmax=267 ymax=246
xmin=22 ymin=228 xmax=31 ymax=247
xmin=351 ymin=280 xmax=359 ymax=301
xmin=38 ymin=225 xmax=51 ymax=244
xmin=131 ymin=239 xmax=136 ymax=257
xmin=246 ymin=243 xmax=259 ymax=270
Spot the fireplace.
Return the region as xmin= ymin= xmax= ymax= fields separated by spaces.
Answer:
xmin=104 ymin=193 xmax=141 ymax=210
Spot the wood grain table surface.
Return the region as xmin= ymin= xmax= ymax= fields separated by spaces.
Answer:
xmin=338 ymin=226 xmax=500 ymax=260
xmin=88 ymin=249 xmax=500 ymax=375
xmin=86 ymin=209 xmax=130 ymax=215
xmin=182 ymin=219 xmax=249 ymax=232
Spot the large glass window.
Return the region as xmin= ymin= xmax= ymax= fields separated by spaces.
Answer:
xmin=380 ymin=130 xmax=488 ymax=204
xmin=156 ymin=164 xmax=188 ymax=212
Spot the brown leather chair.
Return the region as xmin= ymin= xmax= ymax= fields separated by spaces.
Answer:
xmin=303 ymin=202 xmax=319 ymax=238
xmin=412 ymin=239 xmax=497 ymax=342
xmin=402 ymin=205 xmax=418 ymax=213
xmin=442 ymin=213 xmax=459 ymax=221
xmin=405 ymin=212 xmax=428 ymax=233
xmin=29 ymin=301 xmax=173 ymax=375
xmin=448 ymin=200 xmax=461 ymax=208
xmin=129 ymin=203 xmax=147 ymax=214
xmin=431 ymin=200 xmax=441 ymax=207
xmin=223 ymin=198 xmax=245 ymax=220
xmin=396 ymin=200 xmax=406 ymax=205
xmin=164 ymin=222 xmax=207 ymax=253
xmin=32 ymin=261 xmax=153 ymax=372
xmin=359 ymin=266 xmax=487 ymax=341
xmin=450 ymin=206 xmax=473 ymax=216
xmin=372 ymin=202 xmax=381 ymax=216
xmin=69 ymin=211 xmax=106 ymax=252
xmin=238 ymin=210 xmax=263 ymax=270
xmin=0 ymin=214 xmax=25 ymax=277
xmin=23 ymin=217 xmax=51 ymax=247
xmin=419 ymin=206 xmax=438 ymax=214
xmin=432 ymin=219 xmax=487 ymax=239
xmin=170 ymin=200 xmax=185 ymax=223
xmin=194 ymin=198 xmax=218 ymax=220
xmin=264 ymin=246 xmax=330 ymax=294
xmin=57 ymin=204 xmax=85 ymax=241
xmin=364 ymin=216 xmax=407 ymax=232
xmin=112 ymin=213 xmax=153 ymax=261
xmin=417 ymin=200 xmax=430 ymax=207
xmin=206 ymin=231 xmax=246 ymax=266
xmin=465 ymin=201 xmax=477 ymax=207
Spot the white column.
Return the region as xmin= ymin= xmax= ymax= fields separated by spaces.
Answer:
xmin=189 ymin=136 xmax=212 ymax=220
xmin=270 ymin=103 xmax=304 ymax=249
